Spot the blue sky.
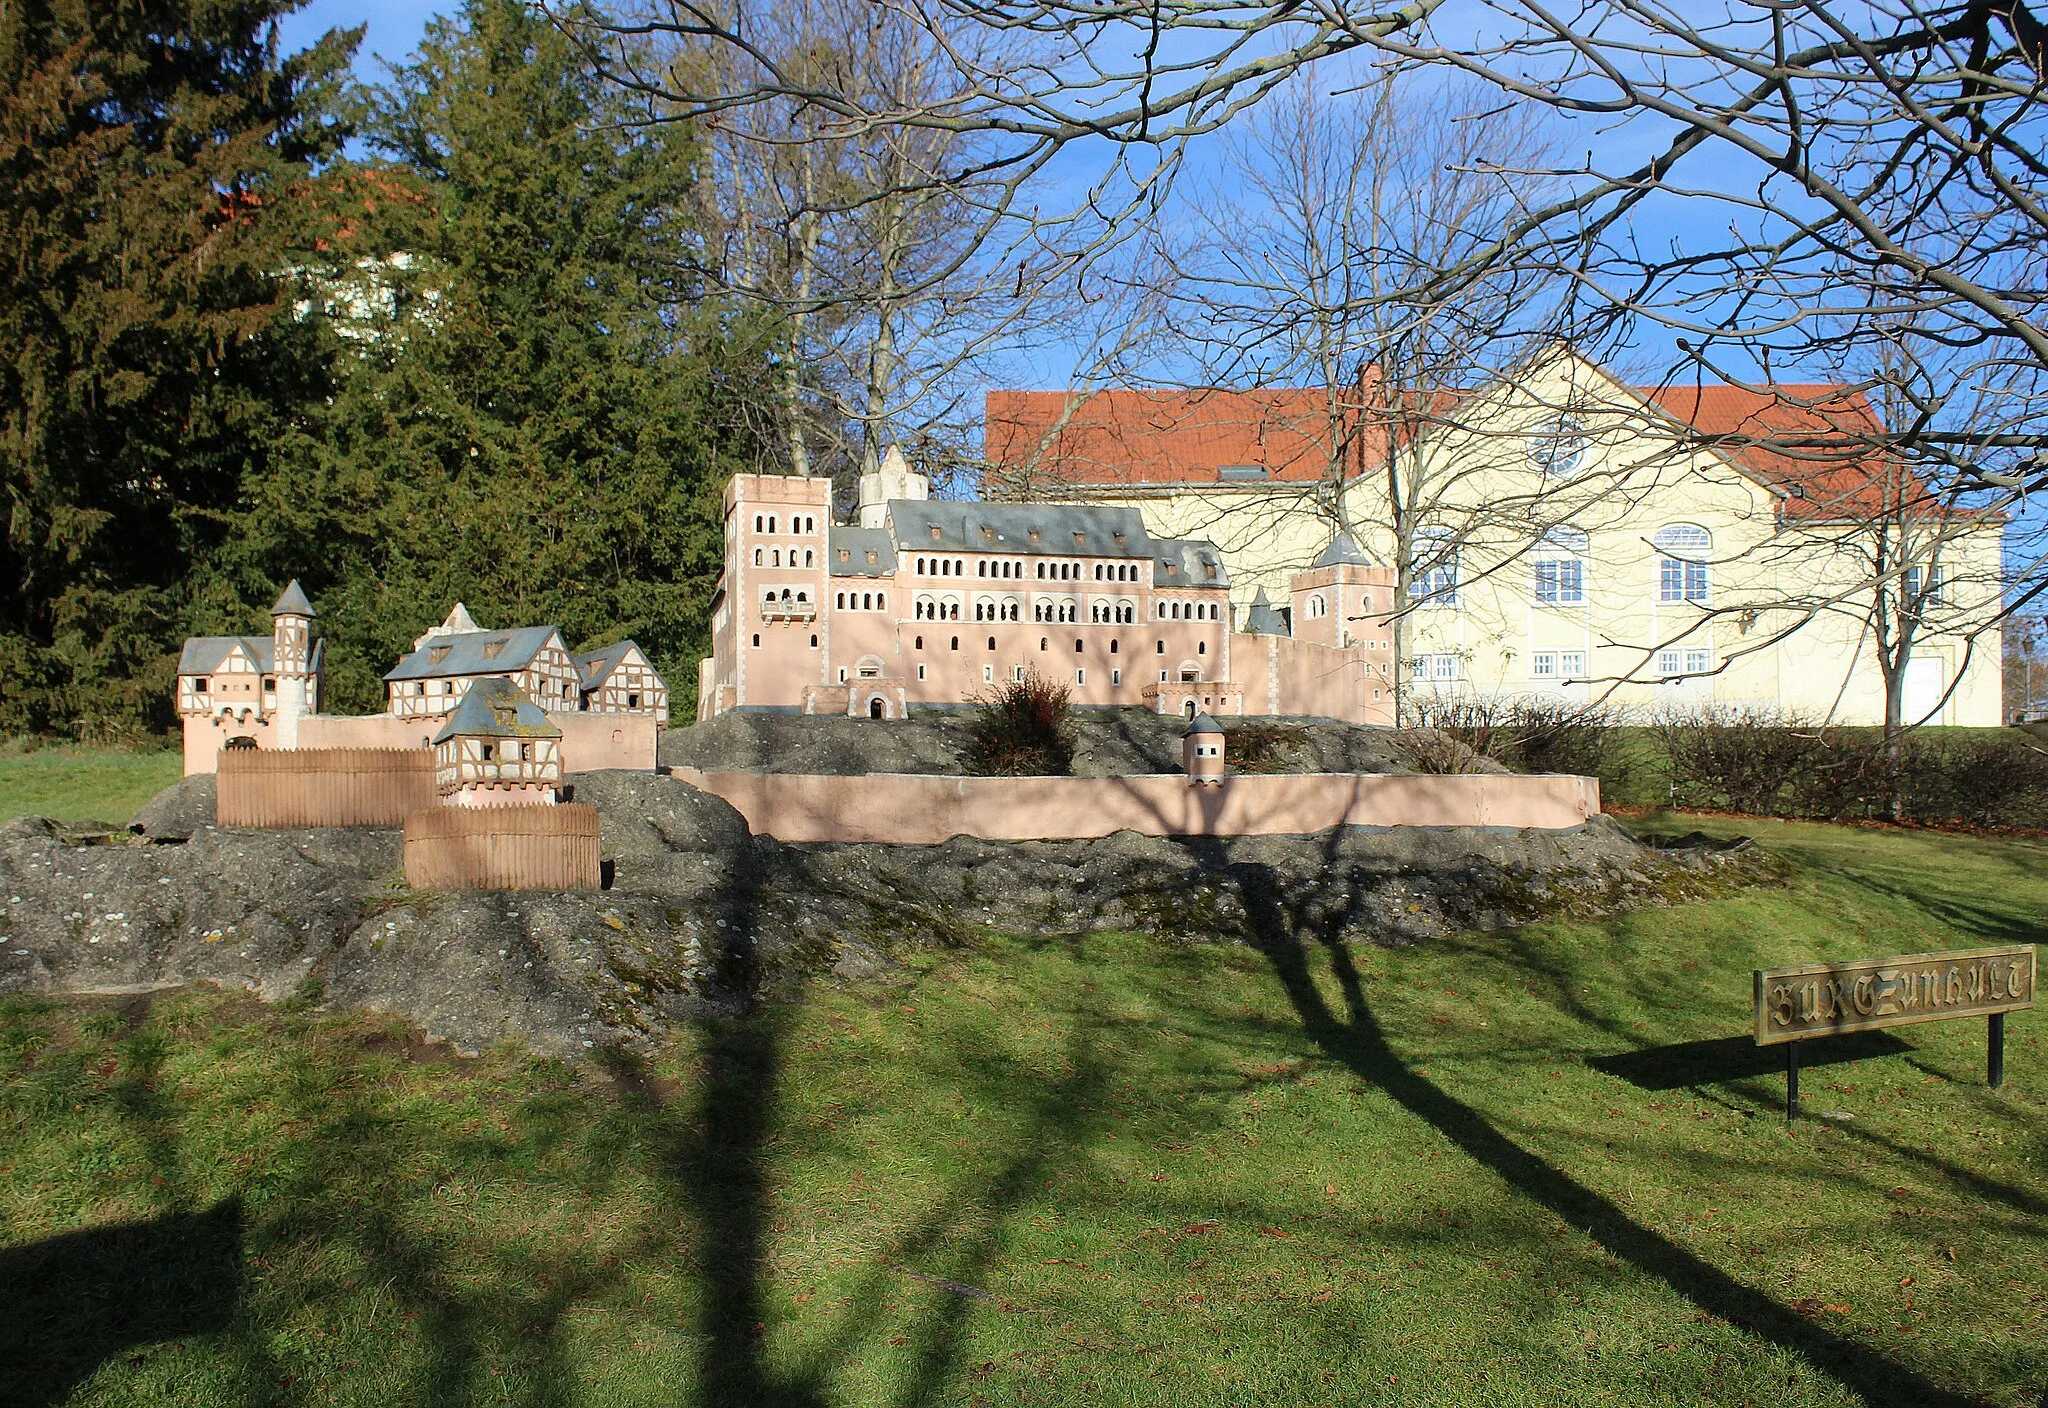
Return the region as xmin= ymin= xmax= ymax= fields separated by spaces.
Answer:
xmin=279 ymin=0 xmax=434 ymax=82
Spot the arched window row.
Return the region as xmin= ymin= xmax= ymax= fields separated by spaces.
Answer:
xmin=1157 ymin=600 xmax=1222 ymax=621
xmin=1090 ymin=562 xmax=1140 ymax=582
xmin=973 ymin=597 xmax=1023 ymax=622
xmin=833 ymin=590 xmax=889 ymax=612
xmin=914 ymin=596 xmax=963 ymax=621
xmin=1089 ymin=599 xmax=1137 ymax=624
xmin=750 ymin=513 xmax=818 ymax=534
xmin=760 ymin=588 xmax=811 ymax=608
xmin=1033 ymin=599 xmax=1080 ymax=623
xmin=752 ymin=547 xmax=815 ymax=568
xmin=976 ymin=559 xmax=1027 ymax=579
xmin=1034 ymin=561 xmax=1087 ymax=581
xmin=914 ymin=556 xmax=968 ymax=577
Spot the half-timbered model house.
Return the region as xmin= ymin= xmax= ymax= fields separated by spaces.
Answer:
xmin=385 ymin=606 xmax=582 ymax=717
xmin=431 ymin=677 xmax=563 ymax=808
xmin=573 ymin=641 xmax=670 ymax=722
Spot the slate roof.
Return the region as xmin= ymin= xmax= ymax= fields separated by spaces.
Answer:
xmin=1309 ymin=532 xmax=1374 ymax=569
xmin=177 ymin=636 xmax=324 ymax=678
xmin=179 ymin=636 xmax=273 ymax=675
xmin=385 ymin=625 xmax=562 ymax=682
xmin=431 ymin=677 xmax=561 ymax=745
xmin=1185 ymin=712 xmax=1226 ymax=736
xmin=572 ymin=640 xmax=640 ymax=690
xmin=1153 ymin=539 xmax=1231 ymax=589
xmin=270 ymin=580 xmax=316 ymax=617
xmin=827 ymin=527 xmax=899 ymax=577
xmin=884 ymin=500 xmax=1158 ymax=558
xmin=1240 ymin=587 xmax=1290 ymax=636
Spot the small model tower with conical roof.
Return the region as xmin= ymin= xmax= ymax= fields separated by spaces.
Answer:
xmin=1183 ymin=712 xmax=1226 ymax=785
xmin=269 ymin=579 xmax=319 ymax=748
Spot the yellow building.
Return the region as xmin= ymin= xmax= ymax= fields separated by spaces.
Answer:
xmin=986 ymin=353 xmax=2004 ymax=726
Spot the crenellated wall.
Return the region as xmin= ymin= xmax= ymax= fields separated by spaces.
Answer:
xmin=667 ymin=768 xmax=1600 ymax=844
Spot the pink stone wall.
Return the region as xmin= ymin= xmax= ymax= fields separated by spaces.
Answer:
xmin=186 ymin=710 xmax=657 ymax=775
xmin=668 ymin=768 xmax=1600 ymax=844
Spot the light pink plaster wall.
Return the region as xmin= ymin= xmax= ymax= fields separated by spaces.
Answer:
xmin=184 ymin=714 xmax=280 ymax=774
xmin=668 ymin=768 xmax=1600 ymax=843
xmin=186 ymin=711 xmax=657 ymax=775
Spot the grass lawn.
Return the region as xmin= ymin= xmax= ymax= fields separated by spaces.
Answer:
xmin=0 ymin=743 xmax=182 ymax=825
xmin=2 ymin=816 xmax=2044 ymax=1406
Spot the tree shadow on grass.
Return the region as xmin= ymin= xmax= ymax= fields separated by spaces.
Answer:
xmin=652 ymin=956 xmax=1115 ymax=1408
xmin=0 ymin=1196 xmax=244 ymax=1408
xmin=1212 ymin=845 xmax=1985 ymax=1408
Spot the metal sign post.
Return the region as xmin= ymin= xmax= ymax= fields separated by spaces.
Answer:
xmin=1754 ymin=944 xmax=2034 ymax=1122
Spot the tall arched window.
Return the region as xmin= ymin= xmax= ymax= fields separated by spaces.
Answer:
xmin=1653 ymin=525 xmax=1711 ymax=603
xmin=1533 ymin=528 xmax=1588 ymax=605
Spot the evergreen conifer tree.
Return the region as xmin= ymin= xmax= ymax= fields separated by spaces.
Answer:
xmin=0 ymin=0 xmax=355 ymax=735
xmin=245 ymin=0 xmax=739 ymax=715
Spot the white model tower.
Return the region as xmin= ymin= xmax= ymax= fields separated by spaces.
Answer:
xmin=270 ymin=579 xmax=316 ymax=749
xmin=857 ymin=444 xmax=931 ymax=529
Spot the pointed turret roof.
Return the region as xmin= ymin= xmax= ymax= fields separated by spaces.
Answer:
xmin=270 ymin=579 xmax=315 ymax=618
xmin=1309 ymin=532 xmax=1374 ymax=569
xmin=1184 ymin=712 xmax=1225 ymax=736
xmin=431 ymin=677 xmax=561 ymax=745
xmin=1241 ymin=586 xmax=1289 ymax=636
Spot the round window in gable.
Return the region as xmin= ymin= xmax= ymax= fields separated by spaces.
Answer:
xmin=1530 ymin=416 xmax=1588 ymax=479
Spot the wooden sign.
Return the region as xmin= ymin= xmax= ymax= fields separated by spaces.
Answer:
xmin=1754 ymin=944 xmax=2034 ymax=1046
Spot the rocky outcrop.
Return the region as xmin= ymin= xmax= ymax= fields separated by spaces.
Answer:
xmin=0 ymin=772 xmax=1771 ymax=1056
xmin=658 ymin=707 xmax=1434 ymax=778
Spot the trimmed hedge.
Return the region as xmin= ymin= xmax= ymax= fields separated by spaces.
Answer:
xmin=1413 ymin=698 xmax=2048 ymax=829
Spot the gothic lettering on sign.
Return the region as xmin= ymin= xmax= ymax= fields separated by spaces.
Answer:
xmin=1754 ymin=946 xmax=2035 ymax=1046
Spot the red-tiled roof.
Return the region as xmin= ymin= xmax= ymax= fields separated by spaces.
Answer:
xmin=987 ymin=381 xmax=1958 ymax=522
xmin=984 ymin=389 xmax=1380 ymax=486
xmin=1636 ymin=383 xmax=1944 ymax=521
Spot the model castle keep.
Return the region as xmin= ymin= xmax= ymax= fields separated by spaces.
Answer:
xmin=699 ymin=450 xmax=1397 ymax=723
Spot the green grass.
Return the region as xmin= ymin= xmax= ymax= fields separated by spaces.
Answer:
xmin=3 ymin=817 xmax=2045 ymax=1406
xmin=0 ymin=743 xmax=182 ymax=824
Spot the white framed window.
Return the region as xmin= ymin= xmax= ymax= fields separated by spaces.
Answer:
xmin=1658 ymin=647 xmax=1712 ymax=678
xmin=1533 ymin=528 xmax=1588 ymax=606
xmin=1111 ymin=669 xmax=1122 ymax=686
xmin=917 ymin=664 xmax=928 ymax=680
xmin=983 ymin=665 xmax=994 ymax=683
xmin=1905 ymin=565 xmax=1945 ymax=607
xmin=1559 ymin=651 xmax=1586 ymax=678
xmin=1531 ymin=652 xmax=1557 ymax=678
xmin=1411 ymin=653 xmax=1462 ymax=681
xmin=1408 ymin=529 xmax=1460 ymax=608
xmin=1075 ymin=669 xmax=1086 ymax=685
xmin=1012 ymin=665 xmax=1024 ymax=682
xmin=1654 ymin=525 xmax=1711 ymax=603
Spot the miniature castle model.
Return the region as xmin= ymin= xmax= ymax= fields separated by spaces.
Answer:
xmin=699 ymin=449 xmax=1397 ymax=723
xmin=177 ymin=581 xmax=325 ymax=753
xmin=177 ymin=588 xmax=670 ymax=772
